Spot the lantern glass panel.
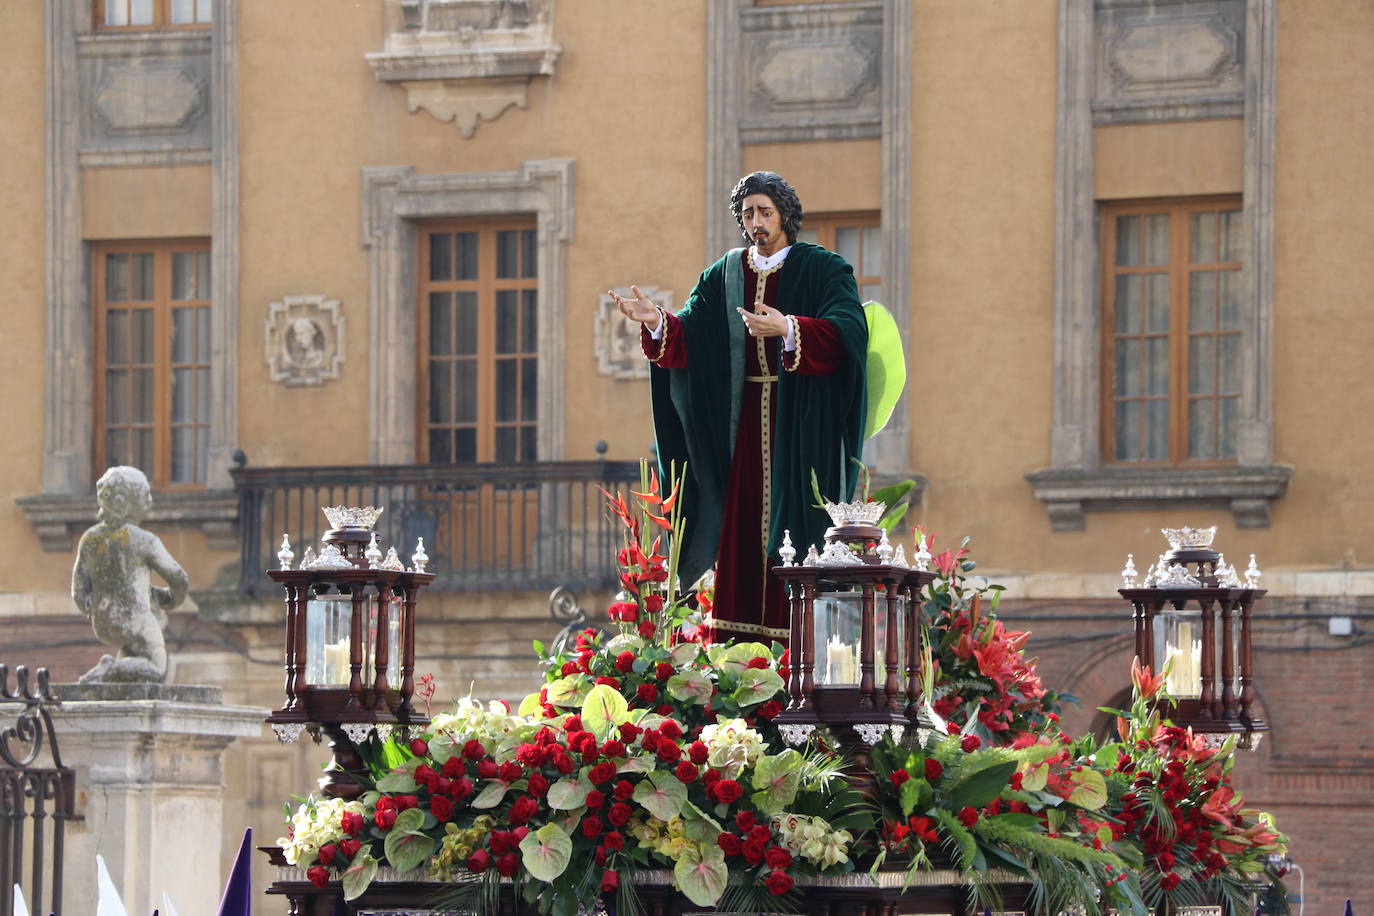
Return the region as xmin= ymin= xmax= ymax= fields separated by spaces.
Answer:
xmin=813 ymin=591 xmax=904 ymax=688
xmin=362 ymin=591 xmax=403 ymax=690
xmin=305 ymin=594 xmax=353 ymax=686
xmin=1155 ymin=610 xmax=1202 ymax=698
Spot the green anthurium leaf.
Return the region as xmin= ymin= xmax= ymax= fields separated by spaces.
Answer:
xmin=682 ymin=800 xmax=723 ymax=843
xmin=749 ymin=749 xmax=803 ymax=814
xmin=383 ymin=818 xmax=436 ymax=873
xmin=341 ymin=850 xmax=379 ymax=901
xmin=1018 ymin=760 xmax=1049 ymax=792
xmin=605 ymin=633 xmax=646 ymax=654
xmin=673 ymin=848 xmax=729 ymax=907
xmin=517 ymin=690 xmax=543 ymax=717
xmin=633 ymin=770 xmax=689 ymax=821
xmin=581 ymin=683 xmax=631 ymax=741
xmin=518 ymin=822 xmax=573 ymax=883
xmin=390 ymin=807 xmax=425 ymax=835
xmin=714 ymin=642 xmax=774 ymax=674
xmin=427 ymin=733 xmax=458 ymax=766
xmin=546 ymin=776 xmax=592 ymax=810
xmin=670 ymin=643 xmax=702 ymax=667
xmin=545 ymin=675 xmax=589 ymax=708
xmin=942 ymin=760 xmax=1017 ymax=811
xmin=471 ymin=780 xmax=510 ymax=809
xmin=374 ymin=765 xmax=420 ymax=794
xmin=666 ymin=669 xmax=714 ymax=705
xmin=1067 ymin=767 xmax=1108 ymax=810
xmin=863 ymin=301 xmax=906 ymax=439
xmin=618 ymin=755 xmax=657 ymax=774
xmin=732 ymin=667 xmax=784 ymax=707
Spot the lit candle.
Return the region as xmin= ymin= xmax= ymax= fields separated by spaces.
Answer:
xmin=323 ymin=640 xmax=350 ymax=685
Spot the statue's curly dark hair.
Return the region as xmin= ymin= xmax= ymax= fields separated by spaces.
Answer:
xmin=729 ymin=171 xmax=804 ymax=245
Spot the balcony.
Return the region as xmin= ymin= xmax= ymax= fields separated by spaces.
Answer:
xmin=231 ymin=460 xmax=641 ymax=595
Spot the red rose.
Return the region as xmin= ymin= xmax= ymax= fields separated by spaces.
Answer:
xmin=961 ymin=735 xmax=982 ymax=753
xmin=601 ymin=869 xmax=620 ymax=893
xmin=640 ymin=731 xmax=660 ymax=753
xmin=1009 ymin=772 xmax=1023 ymax=790
xmin=374 ymin=807 xmax=397 ymax=829
xmin=765 ymin=869 xmax=794 ymax=895
xmin=594 ymin=847 xmax=608 ymax=866
xmin=747 ymin=657 xmax=769 ymax=669
xmin=765 ymin=846 xmax=792 ymax=870
xmin=644 ymin=594 xmax=664 ymax=613
xmin=655 ymin=662 xmax=675 ymax=680
xmin=924 ymin=759 xmax=943 ymax=780
xmin=409 ymin=737 xmax=429 ymax=757
xmin=585 ymin=789 xmax=605 ymax=808
xmin=637 ymin=620 xmax=656 ymax=639
xmin=489 ymin=831 xmax=514 ymax=854
xmin=601 ymin=739 xmax=626 ymax=758
xmin=718 ymin=831 xmax=743 ymax=855
xmin=551 ymin=752 xmax=576 ymax=775
xmin=957 ymin=806 xmax=978 ymax=827
xmin=442 ymin=757 xmax=465 ymax=779
xmin=339 ymin=839 xmax=361 ymax=860
xmin=340 ymin=811 xmax=364 ymax=836
xmin=526 ymin=772 xmax=550 ymax=797
xmin=890 ymin=768 xmax=910 ymax=787
xmin=636 ymin=683 xmax=658 ymax=703
xmin=742 ymin=839 xmax=766 ymax=864
xmin=714 ymin=780 xmax=743 ymax=804
xmin=658 ymin=719 xmax=683 ymax=740
xmin=759 ymin=700 xmax=783 ymax=719
xmin=1160 ymin=872 xmax=1181 ymax=891
xmin=499 ymin=761 xmax=523 ymax=782
xmin=589 ymin=762 xmax=617 ymax=784
xmin=613 ymin=780 xmax=634 ymax=801
xmin=466 ymin=849 xmax=491 ymax=873
xmin=607 ymin=601 xmax=638 ymax=622
xmin=615 ymin=651 xmax=637 ymax=673
xmin=414 ymin=763 xmax=439 ymax=791
xmin=675 ymin=761 xmax=699 ymax=783
xmin=618 ymin=722 xmax=642 ymax=742
xmin=581 ymin=815 xmax=605 ymax=838
xmin=512 ymin=826 xmax=530 ymax=843
xmin=430 ymin=795 xmax=455 ymax=821
xmin=317 ymin=843 xmax=337 ymax=865
xmin=397 ymin=795 xmax=419 ymax=811
xmin=607 ymin=802 xmax=633 ymax=826
xmin=688 ymin=741 xmax=709 ymax=765
xmin=748 ymin=825 xmax=770 ymax=843
xmin=560 ymin=660 xmax=580 ymax=676
xmin=307 ymin=865 xmax=330 ymax=889
xmin=477 ymin=759 xmax=499 ymax=779
xmin=496 ymin=853 xmax=519 ymax=877
xmin=734 ymin=810 xmax=755 ymax=831
xmin=451 ymin=776 xmax=474 ymax=799
xmin=509 ymin=795 xmax=539 ymax=826
xmin=603 ymin=830 xmax=624 ymax=851
xmin=463 ymin=739 xmax=486 ymax=760
xmin=595 ymin=676 xmax=622 ymax=689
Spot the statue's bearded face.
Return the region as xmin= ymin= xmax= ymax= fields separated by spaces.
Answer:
xmin=740 ymin=193 xmax=787 ymax=257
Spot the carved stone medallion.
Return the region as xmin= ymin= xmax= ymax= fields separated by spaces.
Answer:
xmin=265 ymin=295 xmax=346 ymax=387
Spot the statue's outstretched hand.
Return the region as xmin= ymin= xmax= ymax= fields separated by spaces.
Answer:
xmin=610 ymin=285 xmax=660 ymax=325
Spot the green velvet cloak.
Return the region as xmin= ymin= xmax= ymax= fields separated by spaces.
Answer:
xmin=649 ymin=242 xmax=869 ymax=588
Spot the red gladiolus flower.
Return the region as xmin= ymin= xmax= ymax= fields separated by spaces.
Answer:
xmin=318 ymin=843 xmax=337 ymax=866
xmin=715 ymin=780 xmax=743 ymax=804
xmin=339 ymin=839 xmax=361 ymax=859
xmin=717 ymin=832 xmax=742 ymax=855
xmin=924 ymin=759 xmax=943 ymax=780
xmin=601 ymin=869 xmax=620 ymax=893
xmin=676 ymin=761 xmax=699 ymax=783
xmin=957 ymin=806 xmax=979 ymax=827
xmin=307 ymin=865 xmax=330 ymax=889
xmin=466 ymin=849 xmax=491 ymax=873
xmin=890 ymin=768 xmax=911 ymax=787
xmin=496 ymin=853 xmax=519 ymax=877
xmin=961 ymin=735 xmax=982 ymax=753
xmin=340 ymin=811 xmax=364 ymax=836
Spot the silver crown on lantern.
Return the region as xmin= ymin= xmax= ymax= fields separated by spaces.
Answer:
xmin=822 ymin=499 xmax=886 ymax=528
xmin=1162 ymin=526 xmax=1217 ymax=550
xmin=322 ymin=505 xmax=384 ymax=530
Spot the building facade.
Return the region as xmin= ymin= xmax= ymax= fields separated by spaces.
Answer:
xmin=0 ymin=0 xmax=1370 ymax=911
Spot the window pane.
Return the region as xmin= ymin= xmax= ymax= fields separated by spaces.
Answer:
xmin=105 ymin=428 xmax=129 ymax=467
xmin=1189 ymin=271 xmax=1215 ymax=331
xmin=1219 ymin=209 xmax=1243 ymax=262
xmin=1218 ymin=334 xmax=1241 ymax=394
xmin=130 ymin=0 xmax=153 ymax=24
xmin=132 ymin=309 xmax=155 ymax=363
xmin=496 ymin=231 xmax=519 ymax=279
xmin=835 ymin=228 xmax=859 ymax=269
xmin=522 ymin=290 xmax=537 ymax=353
xmin=1189 ymin=399 xmax=1216 ymax=459
xmin=496 ymin=359 xmax=517 ymax=421
xmin=495 ymin=291 xmax=518 ymax=353
xmin=454 ymin=292 xmax=477 ymax=355
xmin=133 ymin=368 xmax=154 ymax=423
xmin=1144 ymin=337 xmax=1168 ymax=396
xmin=197 ymin=0 xmax=212 ymax=22
xmin=454 ymin=428 xmax=476 ymax=463
xmin=1190 ymin=211 xmax=1217 ymax=264
xmin=1114 ymin=339 xmax=1139 ymax=397
xmin=1115 ymin=215 xmax=1141 ymax=266
xmin=521 ymin=358 xmax=537 ymax=422
xmin=106 ymin=254 xmax=129 ymax=301
xmin=172 ymin=253 xmax=196 ymax=300
xmin=196 ymin=251 xmax=210 ymax=298
xmin=495 ymin=427 xmax=517 ymax=463
xmin=106 ymin=0 xmax=128 ymax=26
xmin=861 ymin=226 xmax=881 ymax=277
xmin=1188 ymin=336 xmax=1214 ymax=396
xmin=172 ymin=368 xmax=192 ymax=422
xmin=132 ymin=253 xmax=154 ymax=300
xmin=429 ymin=233 xmax=451 ymax=282
xmin=521 ymin=426 xmax=537 ymax=462
xmin=197 ymin=306 xmax=211 ymax=360
xmin=197 ymin=367 xmax=210 ymax=421
xmin=172 ymin=428 xmax=195 ymax=482
xmin=428 ymin=292 xmax=452 ymax=355
xmin=1114 ymin=275 xmax=1140 ymax=333
xmin=134 ymin=428 xmax=154 ymax=471
xmin=172 ymin=308 xmax=195 ymax=362
xmin=1144 ymin=214 xmax=1170 ymax=266
xmin=1144 ymin=400 xmax=1169 ymax=460
xmin=1219 ymin=397 xmax=1238 ymax=459
xmin=860 ymin=283 xmax=881 ymax=304
xmin=1114 ymin=400 xmax=1140 ymax=460
xmin=454 ymin=360 xmax=477 ymax=423
xmin=107 ymin=310 xmax=129 ymax=362
xmin=522 ymin=229 xmax=537 ymax=279
xmin=428 ymin=361 xmax=451 ymax=424
xmin=1218 ymin=270 xmax=1243 ymax=329
xmin=106 ymin=370 xmax=129 ymax=423
xmin=428 ymin=429 xmax=452 ymax=464
xmin=1144 ymin=274 xmax=1170 ymax=333
xmin=196 ymin=427 xmax=209 ymax=482
xmin=455 ymin=232 xmax=478 ymax=280
xmin=171 ymin=0 xmax=195 ymax=25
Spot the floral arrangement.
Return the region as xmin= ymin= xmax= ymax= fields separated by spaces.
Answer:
xmin=276 ymin=467 xmax=1287 ymax=916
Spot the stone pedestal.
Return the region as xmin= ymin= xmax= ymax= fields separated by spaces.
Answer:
xmin=49 ymin=684 xmax=264 ymax=916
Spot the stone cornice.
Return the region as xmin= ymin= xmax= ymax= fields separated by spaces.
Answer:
xmin=16 ymin=490 xmax=238 ymax=553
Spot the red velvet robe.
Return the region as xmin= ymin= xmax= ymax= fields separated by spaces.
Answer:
xmin=643 ymin=252 xmax=846 ymax=642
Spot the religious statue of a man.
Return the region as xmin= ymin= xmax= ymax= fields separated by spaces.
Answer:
xmin=71 ymin=466 xmax=188 ymax=683
xmin=611 ymin=171 xmax=868 ymax=642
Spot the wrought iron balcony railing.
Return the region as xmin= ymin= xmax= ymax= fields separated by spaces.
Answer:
xmin=231 ymin=461 xmax=641 ymax=595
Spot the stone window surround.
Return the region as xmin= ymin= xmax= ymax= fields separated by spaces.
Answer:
xmin=361 ymin=160 xmax=574 ymax=465
xmin=23 ymin=0 xmax=240 ymax=552
xmin=1027 ymin=0 xmax=1288 ymax=531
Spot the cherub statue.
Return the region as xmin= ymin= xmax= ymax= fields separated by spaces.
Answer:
xmin=71 ymin=466 xmax=188 ymax=684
